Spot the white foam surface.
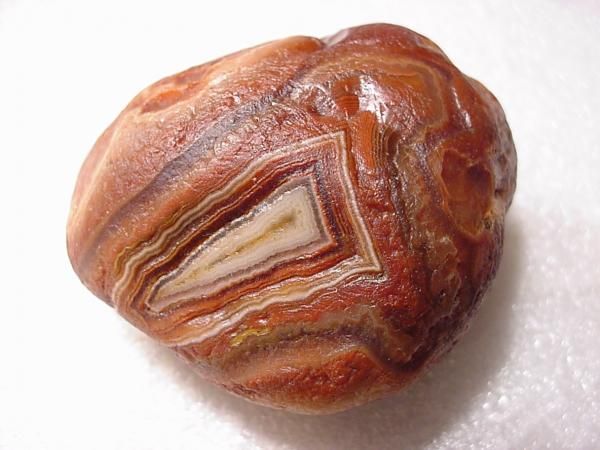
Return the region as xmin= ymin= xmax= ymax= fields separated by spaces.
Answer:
xmin=1 ymin=0 xmax=599 ymax=448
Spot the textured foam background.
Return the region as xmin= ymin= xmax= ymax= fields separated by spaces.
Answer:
xmin=1 ymin=0 xmax=599 ymax=448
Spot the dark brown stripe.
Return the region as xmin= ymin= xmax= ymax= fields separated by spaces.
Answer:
xmin=79 ymin=48 xmax=331 ymax=272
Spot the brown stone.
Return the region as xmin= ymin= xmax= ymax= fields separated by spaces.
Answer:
xmin=67 ymin=23 xmax=517 ymax=414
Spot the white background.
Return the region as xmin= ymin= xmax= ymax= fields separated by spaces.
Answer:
xmin=1 ymin=0 xmax=599 ymax=448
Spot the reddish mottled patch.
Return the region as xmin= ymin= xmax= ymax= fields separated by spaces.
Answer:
xmin=140 ymin=89 xmax=188 ymax=114
xmin=441 ymin=150 xmax=493 ymax=236
xmin=236 ymin=350 xmax=393 ymax=413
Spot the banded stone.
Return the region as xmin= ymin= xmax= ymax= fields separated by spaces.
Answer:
xmin=67 ymin=23 xmax=517 ymax=414
xmin=112 ymin=132 xmax=382 ymax=346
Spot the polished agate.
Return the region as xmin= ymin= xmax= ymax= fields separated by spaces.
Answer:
xmin=67 ymin=24 xmax=517 ymax=414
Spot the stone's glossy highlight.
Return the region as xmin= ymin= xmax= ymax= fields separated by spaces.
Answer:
xmin=67 ymin=23 xmax=517 ymax=414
